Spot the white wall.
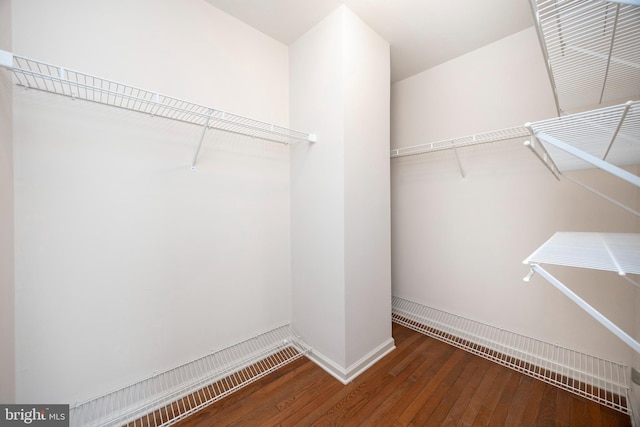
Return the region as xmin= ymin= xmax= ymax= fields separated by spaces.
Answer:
xmin=0 ymin=0 xmax=15 ymax=404
xmin=12 ymin=0 xmax=291 ymax=404
xmin=343 ymin=10 xmax=392 ymax=369
xmin=634 ymin=294 xmax=640 ymax=427
xmin=391 ymin=27 xmax=638 ymax=365
xmin=392 ymin=28 xmax=554 ymax=147
xmin=290 ymin=5 xmax=393 ymax=382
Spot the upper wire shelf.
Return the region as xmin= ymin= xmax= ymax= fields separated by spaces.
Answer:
xmin=0 ymin=50 xmax=316 ymax=168
xmin=524 ymin=232 xmax=640 ymax=277
xmin=390 ymin=126 xmax=530 ymax=158
xmin=390 ymin=126 xmax=530 ymax=178
xmin=526 ymin=100 xmax=640 ymax=172
xmin=525 ymin=100 xmax=640 ymax=216
xmin=530 ymin=0 xmax=640 ymax=114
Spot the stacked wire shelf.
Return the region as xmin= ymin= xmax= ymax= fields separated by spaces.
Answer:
xmin=69 ymin=324 xmax=311 ymax=427
xmin=530 ymin=0 xmax=640 ymax=114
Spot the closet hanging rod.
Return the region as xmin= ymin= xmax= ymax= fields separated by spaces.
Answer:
xmin=0 ymin=50 xmax=317 ymax=149
xmin=390 ymin=126 xmax=529 ymax=158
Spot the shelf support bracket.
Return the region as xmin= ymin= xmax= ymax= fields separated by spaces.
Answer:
xmin=602 ymin=100 xmax=632 ymax=161
xmin=450 ymin=141 xmax=466 ymax=179
xmin=623 ymin=275 xmax=640 ymax=290
xmin=523 ymin=133 xmax=560 ymax=180
xmin=535 ymin=131 xmax=640 ymax=187
xmin=528 ymin=263 xmax=640 ymax=354
xmin=598 ymin=3 xmax=620 ymax=105
xmin=191 ymin=109 xmax=214 ymax=171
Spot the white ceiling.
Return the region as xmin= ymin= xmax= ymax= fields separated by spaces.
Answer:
xmin=205 ymin=0 xmax=534 ymax=82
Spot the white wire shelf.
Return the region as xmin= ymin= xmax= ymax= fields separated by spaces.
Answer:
xmin=390 ymin=126 xmax=529 ymax=158
xmin=527 ymin=100 xmax=640 ymax=172
xmin=525 ymin=100 xmax=640 ymax=215
xmin=392 ymin=296 xmax=631 ymax=414
xmin=0 ymin=50 xmax=316 ymax=169
xmin=390 ymin=126 xmax=530 ymax=178
xmin=530 ymin=0 xmax=640 ymax=114
xmin=523 ymin=232 xmax=640 ymax=355
xmin=69 ymin=324 xmax=311 ymax=427
xmin=524 ymin=232 xmax=640 ymax=276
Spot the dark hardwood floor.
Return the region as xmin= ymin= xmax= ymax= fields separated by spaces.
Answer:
xmin=175 ymin=323 xmax=632 ymax=426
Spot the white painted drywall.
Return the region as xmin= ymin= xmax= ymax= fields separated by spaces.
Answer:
xmin=290 ymin=7 xmax=347 ymax=368
xmin=0 ymin=0 xmax=15 ymax=404
xmin=392 ymin=28 xmax=554 ymax=147
xmin=12 ymin=0 xmax=291 ymax=405
xmin=342 ymin=10 xmax=392 ymax=369
xmin=633 ymin=196 xmax=640 ymax=426
xmin=391 ymin=27 xmax=638 ymax=365
xmin=290 ymin=6 xmax=393 ymax=379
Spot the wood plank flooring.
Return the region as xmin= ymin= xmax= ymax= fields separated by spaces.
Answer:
xmin=175 ymin=323 xmax=632 ymax=426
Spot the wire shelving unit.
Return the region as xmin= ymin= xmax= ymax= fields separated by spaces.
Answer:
xmin=523 ymin=232 xmax=640 ymax=354
xmin=69 ymin=324 xmax=311 ymax=427
xmin=530 ymin=0 xmax=640 ymax=115
xmin=0 ymin=50 xmax=316 ymax=170
xmin=390 ymin=126 xmax=530 ymax=178
xmin=525 ymin=100 xmax=640 ymax=216
xmin=392 ymin=296 xmax=631 ymax=414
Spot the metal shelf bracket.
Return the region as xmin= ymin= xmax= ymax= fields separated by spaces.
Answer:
xmin=191 ymin=109 xmax=214 ymax=171
xmin=523 ymin=232 xmax=640 ymax=354
xmin=526 ymin=263 xmax=640 ymax=354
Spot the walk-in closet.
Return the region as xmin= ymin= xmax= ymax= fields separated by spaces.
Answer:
xmin=0 ymin=0 xmax=638 ymax=425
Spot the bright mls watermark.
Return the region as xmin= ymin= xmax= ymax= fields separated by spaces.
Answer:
xmin=1 ymin=405 xmax=68 ymax=426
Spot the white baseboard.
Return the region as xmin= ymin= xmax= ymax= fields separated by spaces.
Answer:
xmin=306 ymin=338 xmax=396 ymax=384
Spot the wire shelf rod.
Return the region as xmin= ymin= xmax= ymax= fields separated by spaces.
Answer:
xmin=0 ymin=50 xmax=317 ymax=164
xmin=390 ymin=126 xmax=529 ymax=158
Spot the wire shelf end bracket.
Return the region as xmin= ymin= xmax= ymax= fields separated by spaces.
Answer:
xmin=0 ymin=50 xmax=13 ymax=70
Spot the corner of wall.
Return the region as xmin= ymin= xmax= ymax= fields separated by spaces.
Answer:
xmin=0 ymin=0 xmax=15 ymax=404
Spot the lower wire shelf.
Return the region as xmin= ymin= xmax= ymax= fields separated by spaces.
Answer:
xmin=69 ymin=324 xmax=311 ymax=427
xmin=392 ymin=296 xmax=631 ymax=415
xmin=523 ymin=232 xmax=640 ymax=355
